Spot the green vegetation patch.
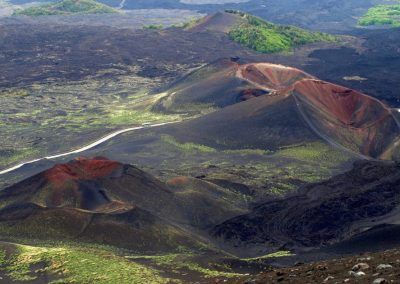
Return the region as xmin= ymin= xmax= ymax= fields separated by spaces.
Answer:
xmin=275 ymin=142 xmax=349 ymax=164
xmin=127 ymin=253 xmax=244 ymax=278
xmin=359 ymin=4 xmax=400 ymax=27
xmin=161 ymin=135 xmax=217 ymax=153
xmin=143 ymin=24 xmax=164 ymax=30
xmin=13 ymin=0 xmax=117 ymax=16
xmin=0 ymin=243 xmax=169 ymax=283
xmin=226 ymin=10 xmax=337 ymax=53
xmin=161 ymin=135 xmax=272 ymax=155
xmin=243 ymin=250 xmax=293 ymax=262
xmin=0 ymin=148 xmax=40 ymax=169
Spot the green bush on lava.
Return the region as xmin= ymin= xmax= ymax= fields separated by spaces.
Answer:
xmin=13 ymin=0 xmax=117 ymax=16
xmin=161 ymin=135 xmax=217 ymax=153
xmin=143 ymin=24 xmax=164 ymax=30
xmin=226 ymin=10 xmax=337 ymax=53
xmin=359 ymin=4 xmax=400 ymax=27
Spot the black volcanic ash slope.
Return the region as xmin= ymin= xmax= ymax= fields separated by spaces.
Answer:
xmin=212 ymin=160 xmax=400 ymax=256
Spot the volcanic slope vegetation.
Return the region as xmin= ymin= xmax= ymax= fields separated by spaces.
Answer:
xmin=359 ymin=4 xmax=400 ymax=27
xmin=0 ymin=156 xmax=254 ymax=282
xmin=0 ymin=10 xmax=346 ymax=175
xmin=187 ymin=10 xmax=337 ymax=53
xmin=2 ymin=60 xmax=400 ymax=281
xmin=13 ymin=0 xmax=117 ymax=16
xmin=0 ymin=157 xmax=249 ymax=250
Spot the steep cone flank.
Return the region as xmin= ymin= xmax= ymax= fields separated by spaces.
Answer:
xmin=237 ymin=63 xmax=313 ymax=91
xmin=294 ymin=80 xmax=390 ymax=127
xmin=292 ymin=80 xmax=400 ymax=158
xmin=155 ymin=59 xmax=313 ymax=114
xmin=0 ymin=157 xmax=247 ymax=251
xmin=156 ymin=59 xmax=400 ymax=160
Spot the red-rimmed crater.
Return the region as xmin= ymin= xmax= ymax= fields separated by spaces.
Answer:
xmin=292 ymin=79 xmax=400 ymax=158
xmin=237 ymin=63 xmax=313 ymax=91
xmin=41 ymin=157 xmax=123 ymax=210
xmin=293 ymin=79 xmax=391 ymax=128
xmin=45 ymin=156 xmax=121 ymax=186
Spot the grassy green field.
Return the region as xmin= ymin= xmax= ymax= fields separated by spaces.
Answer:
xmin=0 ymin=242 xmax=169 ymax=283
xmin=226 ymin=10 xmax=337 ymax=53
xmin=359 ymin=4 xmax=400 ymax=27
xmin=0 ymin=240 xmax=247 ymax=283
xmin=13 ymin=0 xmax=117 ymax=16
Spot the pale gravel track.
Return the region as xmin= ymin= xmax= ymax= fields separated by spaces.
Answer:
xmin=0 ymin=121 xmax=179 ymax=176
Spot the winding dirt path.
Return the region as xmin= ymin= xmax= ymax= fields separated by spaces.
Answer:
xmin=0 ymin=121 xmax=178 ymax=176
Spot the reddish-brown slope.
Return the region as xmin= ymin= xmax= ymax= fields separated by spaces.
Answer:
xmin=293 ymin=80 xmax=390 ymax=127
xmin=292 ymin=79 xmax=400 ymax=158
xmin=236 ymin=63 xmax=313 ymax=91
xmin=45 ymin=156 xmax=121 ymax=186
xmin=38 ymin=157 xmax=123 ymax=211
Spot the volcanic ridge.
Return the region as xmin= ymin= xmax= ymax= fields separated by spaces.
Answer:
xmin=156 ymin=58 xmax=400 ymax=160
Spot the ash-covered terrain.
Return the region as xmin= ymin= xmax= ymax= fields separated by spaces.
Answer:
xmin=1 ymin=2 xmax=400 ymax=284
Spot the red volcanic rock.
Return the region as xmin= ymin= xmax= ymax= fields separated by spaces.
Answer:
xmin=45 ymin=157 xmax=121 ymax=186
xmin=238 ymin=88 xmax=268 ymax=101
xmin=41 ymin=157 xmax=122 ymax=209
xmin=167 ymin=176 xmax=190 ymax=187
xmin=294 ymin=80 xmax=391 ymax=127
xmin=292 ymin=79 xmax=400 ymax=158
xmin=237 ymin=63 xmax=313 ymax=91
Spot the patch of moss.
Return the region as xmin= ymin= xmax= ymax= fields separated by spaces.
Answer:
xmin=243 ymin=250 xmax=294 ymax=262
xmin=226 ymin=10 xmax=337 ymax=53
xmin=275 ymin=142 xmax=348 ymax=164
xmin=359 ymin=4 xmax=400 ymax=27
xmin=143 ymin=24 xmax=164 ymax=30
xmin=223 ymin=149 xmax=272 ymax=155
xmin=13 ymin=0 xmax=117 ymax=16
xmin=0 ymin=243 xmax=170 ymax=283
xmin=161 ymin=135 xmax=217 ymax=153
xmin=161 ymin=135 xmax=273 ymax=155
xmin=127 ymin=253 xmax=243 ymax=278
xmin=108 ymin=109 xmax=180 ymax=125
xmin=0 ymin=148 xmax=41 ymax=169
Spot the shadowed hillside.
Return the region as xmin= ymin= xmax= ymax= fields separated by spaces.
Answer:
xmin=213 ymin=160 xmax=400 ymax=256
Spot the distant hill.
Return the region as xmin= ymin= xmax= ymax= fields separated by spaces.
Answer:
xmin=13 ymin=0 xmax=117 ymax=16
xmin=187 ymin=11 xmax=337 ymax=53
